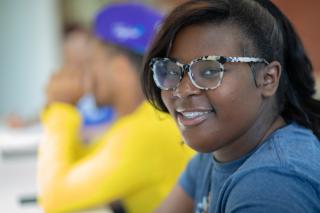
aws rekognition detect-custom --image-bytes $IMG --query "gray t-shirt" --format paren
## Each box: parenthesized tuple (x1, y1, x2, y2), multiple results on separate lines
(180, 123, 320, 213)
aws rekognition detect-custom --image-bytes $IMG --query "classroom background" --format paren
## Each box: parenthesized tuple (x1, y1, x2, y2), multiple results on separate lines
(0, 0, 319, 212)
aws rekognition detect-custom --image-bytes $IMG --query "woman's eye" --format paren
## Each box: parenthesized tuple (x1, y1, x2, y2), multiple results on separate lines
(168, 70, 180, 76)
(200, 69, 219, 77)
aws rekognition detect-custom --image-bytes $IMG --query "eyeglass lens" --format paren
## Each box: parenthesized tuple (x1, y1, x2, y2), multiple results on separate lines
(153, 59, 223, 89)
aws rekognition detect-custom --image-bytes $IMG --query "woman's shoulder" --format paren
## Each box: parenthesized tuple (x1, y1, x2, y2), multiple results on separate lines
(219, 164, 320, 212)
(219, 124, 320, 211)
(250, 123, 319, 166)
(233, 122, 320, 189)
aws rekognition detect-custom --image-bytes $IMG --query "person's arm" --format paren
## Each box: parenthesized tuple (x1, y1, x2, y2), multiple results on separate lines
(154, 185, 194, 213)
(154, 154, 203, 213)
(224, 169, 319, 213)
(37, 103, 151, 213)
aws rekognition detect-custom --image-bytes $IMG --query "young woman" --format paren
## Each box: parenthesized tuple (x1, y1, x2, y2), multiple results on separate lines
(141, 0, 320, 212)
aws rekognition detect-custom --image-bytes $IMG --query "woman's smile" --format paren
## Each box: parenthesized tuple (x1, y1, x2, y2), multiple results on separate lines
(176, 108, 214, 128)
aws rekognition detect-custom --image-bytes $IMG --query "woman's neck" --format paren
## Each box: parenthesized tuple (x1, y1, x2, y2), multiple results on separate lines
(213, 112, 286, 163)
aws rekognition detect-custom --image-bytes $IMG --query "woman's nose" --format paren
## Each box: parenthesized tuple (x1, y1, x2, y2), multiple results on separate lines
(172, 73, 201, 98)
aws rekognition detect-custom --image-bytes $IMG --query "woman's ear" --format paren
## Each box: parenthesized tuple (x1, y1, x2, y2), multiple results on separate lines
(258, 61, 282, 98)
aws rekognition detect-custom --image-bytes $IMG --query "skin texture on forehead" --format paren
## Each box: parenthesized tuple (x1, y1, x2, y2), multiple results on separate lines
(161, 23, 283, 162)
(170, 23, 247, 63)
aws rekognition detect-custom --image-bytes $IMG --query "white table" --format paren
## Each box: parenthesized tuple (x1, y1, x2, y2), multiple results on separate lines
(0, 125, 41, 212)
(0, 155, 42, 213)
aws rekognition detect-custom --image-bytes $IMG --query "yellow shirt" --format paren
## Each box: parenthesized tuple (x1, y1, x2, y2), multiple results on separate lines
(38, 101, 194, 213)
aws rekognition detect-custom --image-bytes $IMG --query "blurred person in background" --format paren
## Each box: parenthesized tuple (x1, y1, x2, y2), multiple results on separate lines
(37, 2, 194, 213)
(5, 24, 114, 130)
(61, 24, 91, 72)
(47, 24, 115, 137)
(154, 0, 187, 12)
(5, 25, 89, 129)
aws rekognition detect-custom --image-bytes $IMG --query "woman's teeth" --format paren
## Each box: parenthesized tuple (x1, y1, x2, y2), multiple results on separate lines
(177, 110, 212, 128)
(181, 111, 210, 119)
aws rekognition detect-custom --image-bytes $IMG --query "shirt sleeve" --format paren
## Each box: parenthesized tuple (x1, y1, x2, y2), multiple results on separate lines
(179, 154, 202, 199)
(37, 103, 155, 213)
(223, 169, 320, 213)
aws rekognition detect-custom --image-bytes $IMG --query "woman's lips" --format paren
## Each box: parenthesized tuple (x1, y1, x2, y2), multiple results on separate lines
(176, 110, 212, 127)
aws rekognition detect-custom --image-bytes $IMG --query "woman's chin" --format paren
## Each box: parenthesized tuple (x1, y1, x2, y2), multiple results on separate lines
(183, 138, 217, 153)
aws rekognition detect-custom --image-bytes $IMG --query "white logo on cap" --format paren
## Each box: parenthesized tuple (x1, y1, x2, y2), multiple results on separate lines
(112, 23, 144, 41)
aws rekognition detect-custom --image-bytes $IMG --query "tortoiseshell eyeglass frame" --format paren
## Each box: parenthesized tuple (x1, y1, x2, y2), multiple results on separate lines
(150, 55, 269, 90)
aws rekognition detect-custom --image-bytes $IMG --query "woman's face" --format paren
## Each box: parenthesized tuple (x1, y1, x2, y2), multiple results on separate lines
(161, 24, 266, 161)
(89, 40, 116, 106)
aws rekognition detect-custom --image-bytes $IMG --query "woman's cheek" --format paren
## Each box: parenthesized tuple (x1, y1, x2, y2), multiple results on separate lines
(161, 91, 173, 111)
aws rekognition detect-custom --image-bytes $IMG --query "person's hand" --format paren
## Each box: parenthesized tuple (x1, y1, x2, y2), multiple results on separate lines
(46, 68, 88, 106)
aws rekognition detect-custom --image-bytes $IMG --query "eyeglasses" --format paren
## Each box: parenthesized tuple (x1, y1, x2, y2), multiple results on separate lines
(150, 55, 269, 90)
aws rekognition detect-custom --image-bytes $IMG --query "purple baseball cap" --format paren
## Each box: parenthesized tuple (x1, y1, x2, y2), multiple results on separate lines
(94, 2, 163, 55)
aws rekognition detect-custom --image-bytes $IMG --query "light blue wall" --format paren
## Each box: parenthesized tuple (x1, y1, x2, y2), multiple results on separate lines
(0, 0, 61, 119)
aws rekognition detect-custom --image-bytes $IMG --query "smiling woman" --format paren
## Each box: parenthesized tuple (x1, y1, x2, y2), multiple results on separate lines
(161, 23, 281, 159)
(141, 0, 320, 212)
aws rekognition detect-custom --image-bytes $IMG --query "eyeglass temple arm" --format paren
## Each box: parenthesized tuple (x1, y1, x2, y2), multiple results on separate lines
(224, 57, 269, 64)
